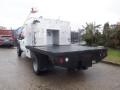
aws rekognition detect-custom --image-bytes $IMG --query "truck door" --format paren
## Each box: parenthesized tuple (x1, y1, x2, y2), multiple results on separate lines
(18, 31, 26, 51)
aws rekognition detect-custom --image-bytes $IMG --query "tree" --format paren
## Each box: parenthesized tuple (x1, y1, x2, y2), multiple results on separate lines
(109, 25, 120, 48)
(103, 22, 120, 48)
(82, 22, 101, 45)
(103, 22, 111, 46)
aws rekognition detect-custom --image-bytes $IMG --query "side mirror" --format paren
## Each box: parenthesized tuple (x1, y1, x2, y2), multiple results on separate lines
(18, 34, 24, 40)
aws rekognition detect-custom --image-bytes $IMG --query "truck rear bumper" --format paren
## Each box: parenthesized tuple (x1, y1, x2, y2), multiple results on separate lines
(52, 49, 107, 69)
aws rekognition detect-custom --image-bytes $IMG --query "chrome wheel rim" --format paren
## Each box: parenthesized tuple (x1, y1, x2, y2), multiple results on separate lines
(33, 58, 38, 72)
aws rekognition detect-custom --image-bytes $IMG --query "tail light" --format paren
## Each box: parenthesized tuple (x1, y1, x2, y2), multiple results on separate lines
(59, 57, 64, 64)
(59, 57, 69, 64)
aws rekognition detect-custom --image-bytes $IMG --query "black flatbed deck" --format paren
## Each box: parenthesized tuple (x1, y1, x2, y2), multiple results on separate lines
(26, 44, 106, 56)
(26, 44, 107, 70)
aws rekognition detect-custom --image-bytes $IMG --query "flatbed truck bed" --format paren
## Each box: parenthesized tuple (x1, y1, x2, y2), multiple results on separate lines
(26, 44, 107, 75)
(26, 44, 106, 56)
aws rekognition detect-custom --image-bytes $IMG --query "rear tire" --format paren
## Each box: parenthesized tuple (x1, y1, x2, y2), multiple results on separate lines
(32, 52, 40, 75)
(31, 52, 48, 75)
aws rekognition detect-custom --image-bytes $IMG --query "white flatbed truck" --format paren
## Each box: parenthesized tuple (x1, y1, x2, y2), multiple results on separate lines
(17, 17, 107, 75)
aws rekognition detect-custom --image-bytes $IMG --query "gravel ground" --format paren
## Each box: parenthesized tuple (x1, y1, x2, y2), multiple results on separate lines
(0, 47, 120, 90)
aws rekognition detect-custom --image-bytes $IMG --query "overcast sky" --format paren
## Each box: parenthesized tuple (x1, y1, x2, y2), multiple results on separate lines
(0, 0, 120, 30)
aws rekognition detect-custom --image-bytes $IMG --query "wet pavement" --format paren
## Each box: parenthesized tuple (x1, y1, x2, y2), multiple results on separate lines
(0, 47, 120, 90)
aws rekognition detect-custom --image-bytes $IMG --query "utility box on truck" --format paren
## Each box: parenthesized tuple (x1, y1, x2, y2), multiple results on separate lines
(17, 16, 107, 75)
(23, 18, 71, 46)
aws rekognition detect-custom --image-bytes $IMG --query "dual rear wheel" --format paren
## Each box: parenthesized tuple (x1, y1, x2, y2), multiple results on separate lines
(30, 52, 48, 75)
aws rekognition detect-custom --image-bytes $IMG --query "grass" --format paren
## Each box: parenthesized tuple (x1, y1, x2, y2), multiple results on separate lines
(104, 48, 120, 64)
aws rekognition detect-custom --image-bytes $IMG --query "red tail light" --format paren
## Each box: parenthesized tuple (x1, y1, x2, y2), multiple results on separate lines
(59, 57, 64, 64)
